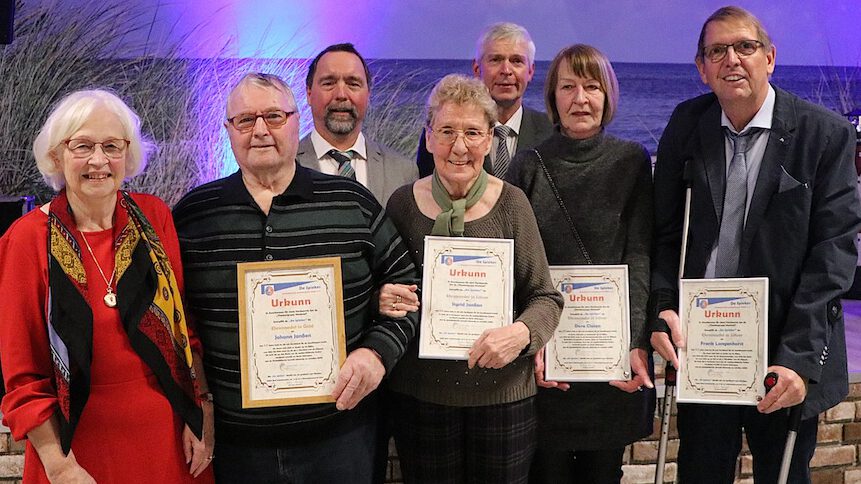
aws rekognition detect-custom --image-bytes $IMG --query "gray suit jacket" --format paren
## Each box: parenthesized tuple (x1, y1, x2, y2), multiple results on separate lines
(296, 134, 419, 205)
(415, 105, 554, 177)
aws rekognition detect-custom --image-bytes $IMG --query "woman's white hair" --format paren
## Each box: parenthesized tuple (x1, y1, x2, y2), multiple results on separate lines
(32, 89, 154, 191)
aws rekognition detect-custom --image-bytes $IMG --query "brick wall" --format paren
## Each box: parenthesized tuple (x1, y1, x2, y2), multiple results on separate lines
(3, 385, 861, 483)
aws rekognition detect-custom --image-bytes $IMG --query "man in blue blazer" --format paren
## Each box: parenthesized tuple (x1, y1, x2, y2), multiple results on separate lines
(415, 23, 553, 178)
(650, 6, 861, 483)
(297, 43, 418, 205)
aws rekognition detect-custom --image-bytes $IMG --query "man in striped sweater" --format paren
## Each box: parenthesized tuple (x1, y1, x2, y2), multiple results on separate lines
(173, 72, 419, 484)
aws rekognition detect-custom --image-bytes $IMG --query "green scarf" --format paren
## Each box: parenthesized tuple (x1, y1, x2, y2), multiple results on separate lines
(431, 169, 488, 236)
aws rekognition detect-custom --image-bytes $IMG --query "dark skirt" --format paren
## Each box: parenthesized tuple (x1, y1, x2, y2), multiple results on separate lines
(535, 378, 656, 450)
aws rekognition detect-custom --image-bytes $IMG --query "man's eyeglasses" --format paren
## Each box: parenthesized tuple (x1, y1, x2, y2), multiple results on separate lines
(429, 127, 489, 147)
(701, 40, 764, 63)
(63, 138, 130, 159)
(227, 110, 295, 132)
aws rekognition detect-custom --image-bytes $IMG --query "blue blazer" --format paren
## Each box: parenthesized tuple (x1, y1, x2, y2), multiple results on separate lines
(651, 85, 861, 418)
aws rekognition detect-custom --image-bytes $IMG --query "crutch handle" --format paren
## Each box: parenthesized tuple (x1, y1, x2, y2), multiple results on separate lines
(764, 371, 778, 391)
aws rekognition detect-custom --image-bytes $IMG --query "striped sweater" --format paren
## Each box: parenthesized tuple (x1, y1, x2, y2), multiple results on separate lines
(173, 165, 419, 445)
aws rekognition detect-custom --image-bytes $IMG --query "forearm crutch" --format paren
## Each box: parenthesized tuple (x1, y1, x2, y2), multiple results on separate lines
(655, 187, 692, 484)
(764, 372, 804, 484)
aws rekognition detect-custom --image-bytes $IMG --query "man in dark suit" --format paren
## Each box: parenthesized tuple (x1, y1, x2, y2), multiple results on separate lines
(297, 43, 418, 205)
(650, 6, 861, 483)
(415, 22, 553, 178)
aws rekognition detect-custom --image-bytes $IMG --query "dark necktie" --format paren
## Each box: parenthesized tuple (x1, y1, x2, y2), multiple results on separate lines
(328, 149, 356, 180)
(493, 125, 514, 178)
(714, 128, 760, 277)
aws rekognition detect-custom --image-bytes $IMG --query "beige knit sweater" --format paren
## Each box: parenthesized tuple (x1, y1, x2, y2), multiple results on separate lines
(385, 182, 563, 407)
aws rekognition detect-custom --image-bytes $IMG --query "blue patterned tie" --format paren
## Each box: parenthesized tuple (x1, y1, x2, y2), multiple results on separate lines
(328, 149, 356, 180)
(714, 128, 760, 277)
(493, 125, 513, 178)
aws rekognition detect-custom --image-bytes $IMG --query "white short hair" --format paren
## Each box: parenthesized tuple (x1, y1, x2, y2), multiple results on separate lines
(33, 89, 153, 191)
(475, 22, 536, 65)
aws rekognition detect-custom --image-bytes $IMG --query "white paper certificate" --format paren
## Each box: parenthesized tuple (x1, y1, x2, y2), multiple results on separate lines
(677, 278, 768, 405)
(419, 236, 514, 360)
(237, 258, 346, 408)
(545, 265, 631, 381)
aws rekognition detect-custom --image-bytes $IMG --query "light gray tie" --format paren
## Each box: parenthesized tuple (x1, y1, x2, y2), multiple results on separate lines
(493, 125, 513, 178)
(328, 149, 356, 180)
(714, 128, 759, 277)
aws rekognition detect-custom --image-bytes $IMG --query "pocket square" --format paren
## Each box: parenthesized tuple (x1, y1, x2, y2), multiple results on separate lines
(778, 165, 805, 193)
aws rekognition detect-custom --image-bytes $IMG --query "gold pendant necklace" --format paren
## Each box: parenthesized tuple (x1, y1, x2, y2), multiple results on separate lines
(80, 231, 117, 308)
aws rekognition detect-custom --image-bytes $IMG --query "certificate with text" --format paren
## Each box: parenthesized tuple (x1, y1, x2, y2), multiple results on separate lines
(419, 236, 514, 360)
(677, 278, 768, 406)
(545, 265, 631, 381)
(237, 258, 346, 408)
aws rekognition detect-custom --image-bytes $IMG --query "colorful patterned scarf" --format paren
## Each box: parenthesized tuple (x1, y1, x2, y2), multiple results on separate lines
(47, 190, 202, 454)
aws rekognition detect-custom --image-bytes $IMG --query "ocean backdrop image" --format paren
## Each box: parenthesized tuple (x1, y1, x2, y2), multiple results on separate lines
(363, 59, 858, 156)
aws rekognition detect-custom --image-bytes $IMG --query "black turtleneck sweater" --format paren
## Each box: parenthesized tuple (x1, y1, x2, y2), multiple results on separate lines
(506, 129, 655, 449)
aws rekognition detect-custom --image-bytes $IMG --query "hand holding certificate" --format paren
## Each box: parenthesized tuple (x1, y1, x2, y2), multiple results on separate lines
(419, 236, 514, 360)
(677, 278, 768, 405)
(237, 258, 346, 408)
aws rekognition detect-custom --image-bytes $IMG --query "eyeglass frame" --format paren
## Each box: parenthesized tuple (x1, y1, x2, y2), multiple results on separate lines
(62, 138, 131, 160)
(226, 110, 296, 132)
(700, 39, 765, 63)
(428, 127, 491, 147)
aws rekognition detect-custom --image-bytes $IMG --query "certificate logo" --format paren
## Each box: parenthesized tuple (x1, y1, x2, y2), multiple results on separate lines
(260, 281, 313, 295)
(695, 296, 750, 308)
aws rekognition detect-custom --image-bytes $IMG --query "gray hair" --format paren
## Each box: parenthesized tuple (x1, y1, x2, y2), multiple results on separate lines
(426, 74, 497, 129)
(227, 72, 296, 115)
(475, 22, 536, 65)
(32, 89, 153, 191)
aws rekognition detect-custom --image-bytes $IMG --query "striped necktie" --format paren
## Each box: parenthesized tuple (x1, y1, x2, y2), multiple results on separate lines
(714, 128, 761, 277)
(493, 125, 514, 178)
(328, 149, 356, 180)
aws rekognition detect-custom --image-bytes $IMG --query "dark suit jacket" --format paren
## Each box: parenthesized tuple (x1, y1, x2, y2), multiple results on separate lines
(296, 135, 418, 205)
(651, 86, 861, 418)
(415, 105, 554, 177)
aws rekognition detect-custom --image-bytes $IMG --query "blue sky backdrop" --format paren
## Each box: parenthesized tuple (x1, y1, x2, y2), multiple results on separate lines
(52, 0, 861, 66)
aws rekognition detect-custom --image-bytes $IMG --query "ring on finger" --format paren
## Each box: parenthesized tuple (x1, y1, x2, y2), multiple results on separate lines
(396, 295, 402, 304)
(391, 302, 397, 310)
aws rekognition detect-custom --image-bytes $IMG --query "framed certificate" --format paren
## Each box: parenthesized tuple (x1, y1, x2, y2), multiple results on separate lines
(545, 265, 631, 381)
(677, 278, 769, 406)
(237, 257, 346, 408)
(419, 236, 514, 360)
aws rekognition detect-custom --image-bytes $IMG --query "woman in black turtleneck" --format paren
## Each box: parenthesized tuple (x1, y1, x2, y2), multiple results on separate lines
(506, 44, 655, 484)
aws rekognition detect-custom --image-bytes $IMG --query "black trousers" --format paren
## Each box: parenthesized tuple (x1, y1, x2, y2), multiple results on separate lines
(529, 447, 625, 484)
(676, 403, 818, 484)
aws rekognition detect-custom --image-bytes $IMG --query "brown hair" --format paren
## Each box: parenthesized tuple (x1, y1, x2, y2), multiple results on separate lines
(544, 44, 619, 127)
(696, 6, 772, 61)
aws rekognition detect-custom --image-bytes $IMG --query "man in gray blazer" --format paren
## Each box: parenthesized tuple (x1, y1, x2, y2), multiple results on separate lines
(297, 43, 418, 205)
(416, 22, 553, 178)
